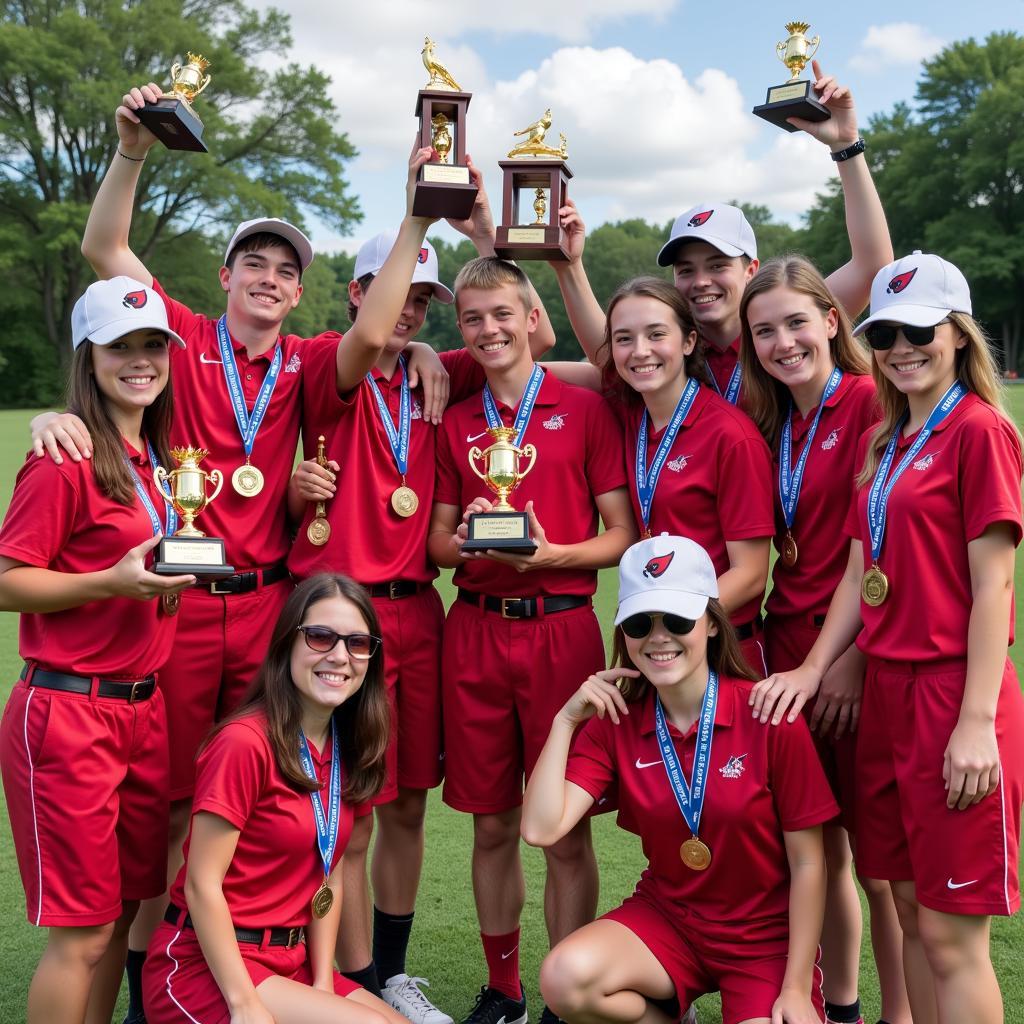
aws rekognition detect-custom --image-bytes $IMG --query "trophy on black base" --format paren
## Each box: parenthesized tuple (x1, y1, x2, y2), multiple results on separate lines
(752, 23, 830, 133)
(137, 53, 212, 152)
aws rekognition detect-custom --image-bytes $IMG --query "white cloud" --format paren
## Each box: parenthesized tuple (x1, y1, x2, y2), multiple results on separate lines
(849, 23, 945, 73)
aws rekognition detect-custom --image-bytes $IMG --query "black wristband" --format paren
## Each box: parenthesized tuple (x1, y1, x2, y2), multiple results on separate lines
(117, 149, 146, 163)
(830, 138, 866, 163)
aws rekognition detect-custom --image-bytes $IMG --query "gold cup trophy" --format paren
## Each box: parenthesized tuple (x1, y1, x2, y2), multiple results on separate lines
(751, 22, 830, 133)
(461, 428, 539, 555)
(137, 52, 212, 152)
(152, 447, 234, 579)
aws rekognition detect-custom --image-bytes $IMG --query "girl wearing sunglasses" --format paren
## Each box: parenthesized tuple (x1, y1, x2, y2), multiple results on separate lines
(739, 256, 910, 1024)
(756, 253, 1024, 1023)
(142, 574, 406, 1024)
(522, 535, 837, 1024)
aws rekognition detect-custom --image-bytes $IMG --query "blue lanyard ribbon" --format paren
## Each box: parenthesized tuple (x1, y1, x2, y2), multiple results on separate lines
(653, 671, 718, 838)
(298, 719, 342, 878)
(366, 356, 411, 477)
(866, 381, 966, 562)
(127, 441, 177, 536)
(778, 367, 844, 530)
(709, 362, 741, 405)
(635, 378, 700, 530)
(482, 363, 545, 446)
(216, 315, 282, 461)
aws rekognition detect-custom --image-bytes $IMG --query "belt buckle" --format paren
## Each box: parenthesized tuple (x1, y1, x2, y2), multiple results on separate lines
(209, 577, 234, 595)
(500, 598, 522, 619)
(287, 926, 301, 947)
(128, 679, 145, 703)
(388, 581, 402, 600)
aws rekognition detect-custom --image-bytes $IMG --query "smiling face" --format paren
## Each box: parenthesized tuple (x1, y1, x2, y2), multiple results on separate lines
(456, 283, 539, 373)
(219, 242, 303, 329)
(622, 611, 715, 693)
(873, 319, 966, 409)
(91, 329, 170, 427)
(609, 294, 697, 399)
(350, 280, 433, 353)
(672, 241, 757, 345)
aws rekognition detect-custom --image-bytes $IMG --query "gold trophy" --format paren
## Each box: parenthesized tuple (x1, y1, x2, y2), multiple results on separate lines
(751, 22, 830, 133)
(137, 52, 213, 152)
(306, 436, 332, 547)
(462, 427, 538, 555)
(153, 447, 234, 579)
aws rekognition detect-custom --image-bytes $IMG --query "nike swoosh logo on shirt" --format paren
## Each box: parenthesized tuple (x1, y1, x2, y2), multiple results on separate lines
(947, 878, 978, 890)
(635, 758, 663, 769)
(199, 352, 223, 364)
(466, 430, 490, 443)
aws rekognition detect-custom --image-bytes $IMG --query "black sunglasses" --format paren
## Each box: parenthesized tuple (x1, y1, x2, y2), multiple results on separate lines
(863, 319, 950, 351)
(620, 612, 697, 639)
(297, 625, 381, 660)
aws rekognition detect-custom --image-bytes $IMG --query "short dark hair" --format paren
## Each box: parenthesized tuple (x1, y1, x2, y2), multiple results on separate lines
(226, 232, 303, 279)
(347, 272, 376, 324)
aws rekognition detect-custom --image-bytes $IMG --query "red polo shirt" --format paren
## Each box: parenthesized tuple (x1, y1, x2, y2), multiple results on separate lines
(622, 385, 774, 626)
(565, 679, 837, 925)
(434, 368, 627, 598)
(0, 441, 177, 677)
(766, 373, 879, 621)
(289, 346, 483, 584)
(844, 392, 1023, 661)
(153, 280, 342, 571)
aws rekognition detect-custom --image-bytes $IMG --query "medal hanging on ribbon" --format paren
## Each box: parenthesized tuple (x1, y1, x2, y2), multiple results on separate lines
(298, 719, 342, 919)
(216, 316, 281, 498)
(777, 368, 843, 569)
(635, 378, 700, 535)
(127, 442, 181, 616)
(708, 362, 741, 406)
(366, 357, 418, 519)
(482, 362, 545, 447)
(863, 381, 965, 606)
(654, 671, 718, 871)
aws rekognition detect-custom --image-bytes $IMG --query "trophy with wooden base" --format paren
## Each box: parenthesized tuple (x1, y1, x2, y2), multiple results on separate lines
(137, 53, 212, 152)
(752, 22, 830, 133)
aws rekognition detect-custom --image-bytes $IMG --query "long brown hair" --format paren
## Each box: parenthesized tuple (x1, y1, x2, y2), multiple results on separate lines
(856, 311, 1022, 485)
(611, 598, 759, 704)
(596, 277, 710, 408)
(739, 255, 870, 449)
(66, 341, 174, 504)
(212, 574, 389, 803)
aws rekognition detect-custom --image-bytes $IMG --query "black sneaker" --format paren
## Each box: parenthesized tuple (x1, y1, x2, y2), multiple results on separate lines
(539, 1007, 565, 1024)
(461, 985, 527, 1024)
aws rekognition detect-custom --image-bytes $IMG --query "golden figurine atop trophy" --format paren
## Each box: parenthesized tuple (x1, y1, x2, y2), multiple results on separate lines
(752, 22, 830, 133)
(306, 436, 332, 547)
(137, 52, 213, 152)
(462, 427, 539, 555)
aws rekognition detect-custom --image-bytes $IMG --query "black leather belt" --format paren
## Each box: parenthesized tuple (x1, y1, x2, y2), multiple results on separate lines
(165, 903, 303, 948)
(458, 589, 589, 620)
(21, 665, 156, 703)
(367, 580, 423, 600)
(200, 563, 289, 595)
(735, 614, 764, 641)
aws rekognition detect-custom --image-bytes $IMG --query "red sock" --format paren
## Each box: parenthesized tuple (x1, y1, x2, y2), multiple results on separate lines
(481, 928, 521, 1000)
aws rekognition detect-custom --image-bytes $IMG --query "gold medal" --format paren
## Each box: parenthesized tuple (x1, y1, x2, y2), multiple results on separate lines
(311, 878, 333, 918)
(680, 837, 712, 871)
(232, 462, 264, 497)
(780, 531, 798, 568)
(307, 516, 331, 546)
(390, 485, 419, 518)
(861, 564, 890, 606)
(162, 591, 181, 616)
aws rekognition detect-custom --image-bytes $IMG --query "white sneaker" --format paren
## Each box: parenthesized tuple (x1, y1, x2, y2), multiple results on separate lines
(382, 973, 455, 1024)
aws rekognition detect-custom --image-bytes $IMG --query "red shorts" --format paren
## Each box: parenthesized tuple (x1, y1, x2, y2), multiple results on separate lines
(604, 886, 824, 1024)
(442, 599, 605, 814)
(764, 615, 855, 834)
(738, 632, 767, 677)
(162, 580, 292, 799)
(0, 676, 169, 926)
(855, 656, 1024, 915)
(371, 586, 445, 804)
(143, 920, 360, 1023)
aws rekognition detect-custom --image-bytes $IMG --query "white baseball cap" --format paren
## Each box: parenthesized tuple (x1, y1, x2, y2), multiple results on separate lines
(615, 534, 719, 624)
(657, 203, 758, 267)
(224, 218, 314, 272)
(853, 251, 972, 335)
(353, 229, 454, 304)
(71, 277, 185, 351)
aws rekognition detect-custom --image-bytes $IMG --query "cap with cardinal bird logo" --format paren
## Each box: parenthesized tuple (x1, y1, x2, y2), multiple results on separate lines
(71, 277, 186, 351)
(615, 534, 719, 624)
(657, 202, 758, 267)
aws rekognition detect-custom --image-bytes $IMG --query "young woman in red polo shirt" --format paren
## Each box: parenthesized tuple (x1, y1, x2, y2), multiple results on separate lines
(739, 255, 909, 1024)
(0, 277, 194, 1024)
(754, 253, 1024, 1023)
(522, 535, 837, 1024)
(143, 573, 406, 1024)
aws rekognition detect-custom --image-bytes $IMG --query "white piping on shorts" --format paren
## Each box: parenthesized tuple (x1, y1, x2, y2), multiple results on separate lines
(22, 689, 43, 926)
(165, 927, 204, 1023)
(999, 769, 1011, 915)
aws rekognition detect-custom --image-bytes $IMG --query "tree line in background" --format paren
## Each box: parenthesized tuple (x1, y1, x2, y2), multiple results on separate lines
(1, 1, 1021, 405)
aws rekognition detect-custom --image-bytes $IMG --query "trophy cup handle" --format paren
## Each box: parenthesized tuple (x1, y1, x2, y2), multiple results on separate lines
(194, 73, 212, 98)
(806, 35, 820, 61)
(154, 466, 175, 509)
(170, 62, 182, 82)
(206, 468, 224, 504)
(775, 40, 787, 63)
(468, 446, 488, 483)
(516, 444, 537, 483)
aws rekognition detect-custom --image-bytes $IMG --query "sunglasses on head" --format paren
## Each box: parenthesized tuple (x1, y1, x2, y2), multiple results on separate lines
(863, 319, 950, 351)
(619, 612, 697, 639)
(297, 625, 381, 660)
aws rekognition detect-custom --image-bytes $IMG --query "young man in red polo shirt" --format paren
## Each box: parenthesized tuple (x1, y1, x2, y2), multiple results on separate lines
(427, 256, 637, 1024)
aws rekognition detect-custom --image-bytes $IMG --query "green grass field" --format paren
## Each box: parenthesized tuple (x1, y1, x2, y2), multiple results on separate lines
(0, 404, 1021, 1023)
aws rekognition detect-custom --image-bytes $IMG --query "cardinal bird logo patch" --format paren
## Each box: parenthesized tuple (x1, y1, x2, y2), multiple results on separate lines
(417, 248, 429, 264)
(687, 210, 713, 228)
(887, 269, 917, 294)
(643, 552, 674, 578)
(122, 289, 148, 309)
(719, 753, 747, 779)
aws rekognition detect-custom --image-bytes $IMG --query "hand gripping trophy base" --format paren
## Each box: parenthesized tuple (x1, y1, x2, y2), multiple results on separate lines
(752, 22, 830, 133)
(138, 53, 212, 152)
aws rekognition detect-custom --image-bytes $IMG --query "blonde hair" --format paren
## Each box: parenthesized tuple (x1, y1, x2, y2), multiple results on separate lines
(856, 311, 1022, 485)
(739, 255, 871, 448)
(454, 256, 534, 315)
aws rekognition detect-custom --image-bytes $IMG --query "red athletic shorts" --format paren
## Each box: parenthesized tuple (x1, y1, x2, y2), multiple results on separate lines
(0, 675, 168, 926)
(738, 632, 767, 677)
(371, 586, 446, 803)
(855, 656, 1024, 915)
(442, 599, 605, 814)
(143, 920, 360, 1023)
(162, 579, 292, 800)
(604, 886, 824, 1024)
